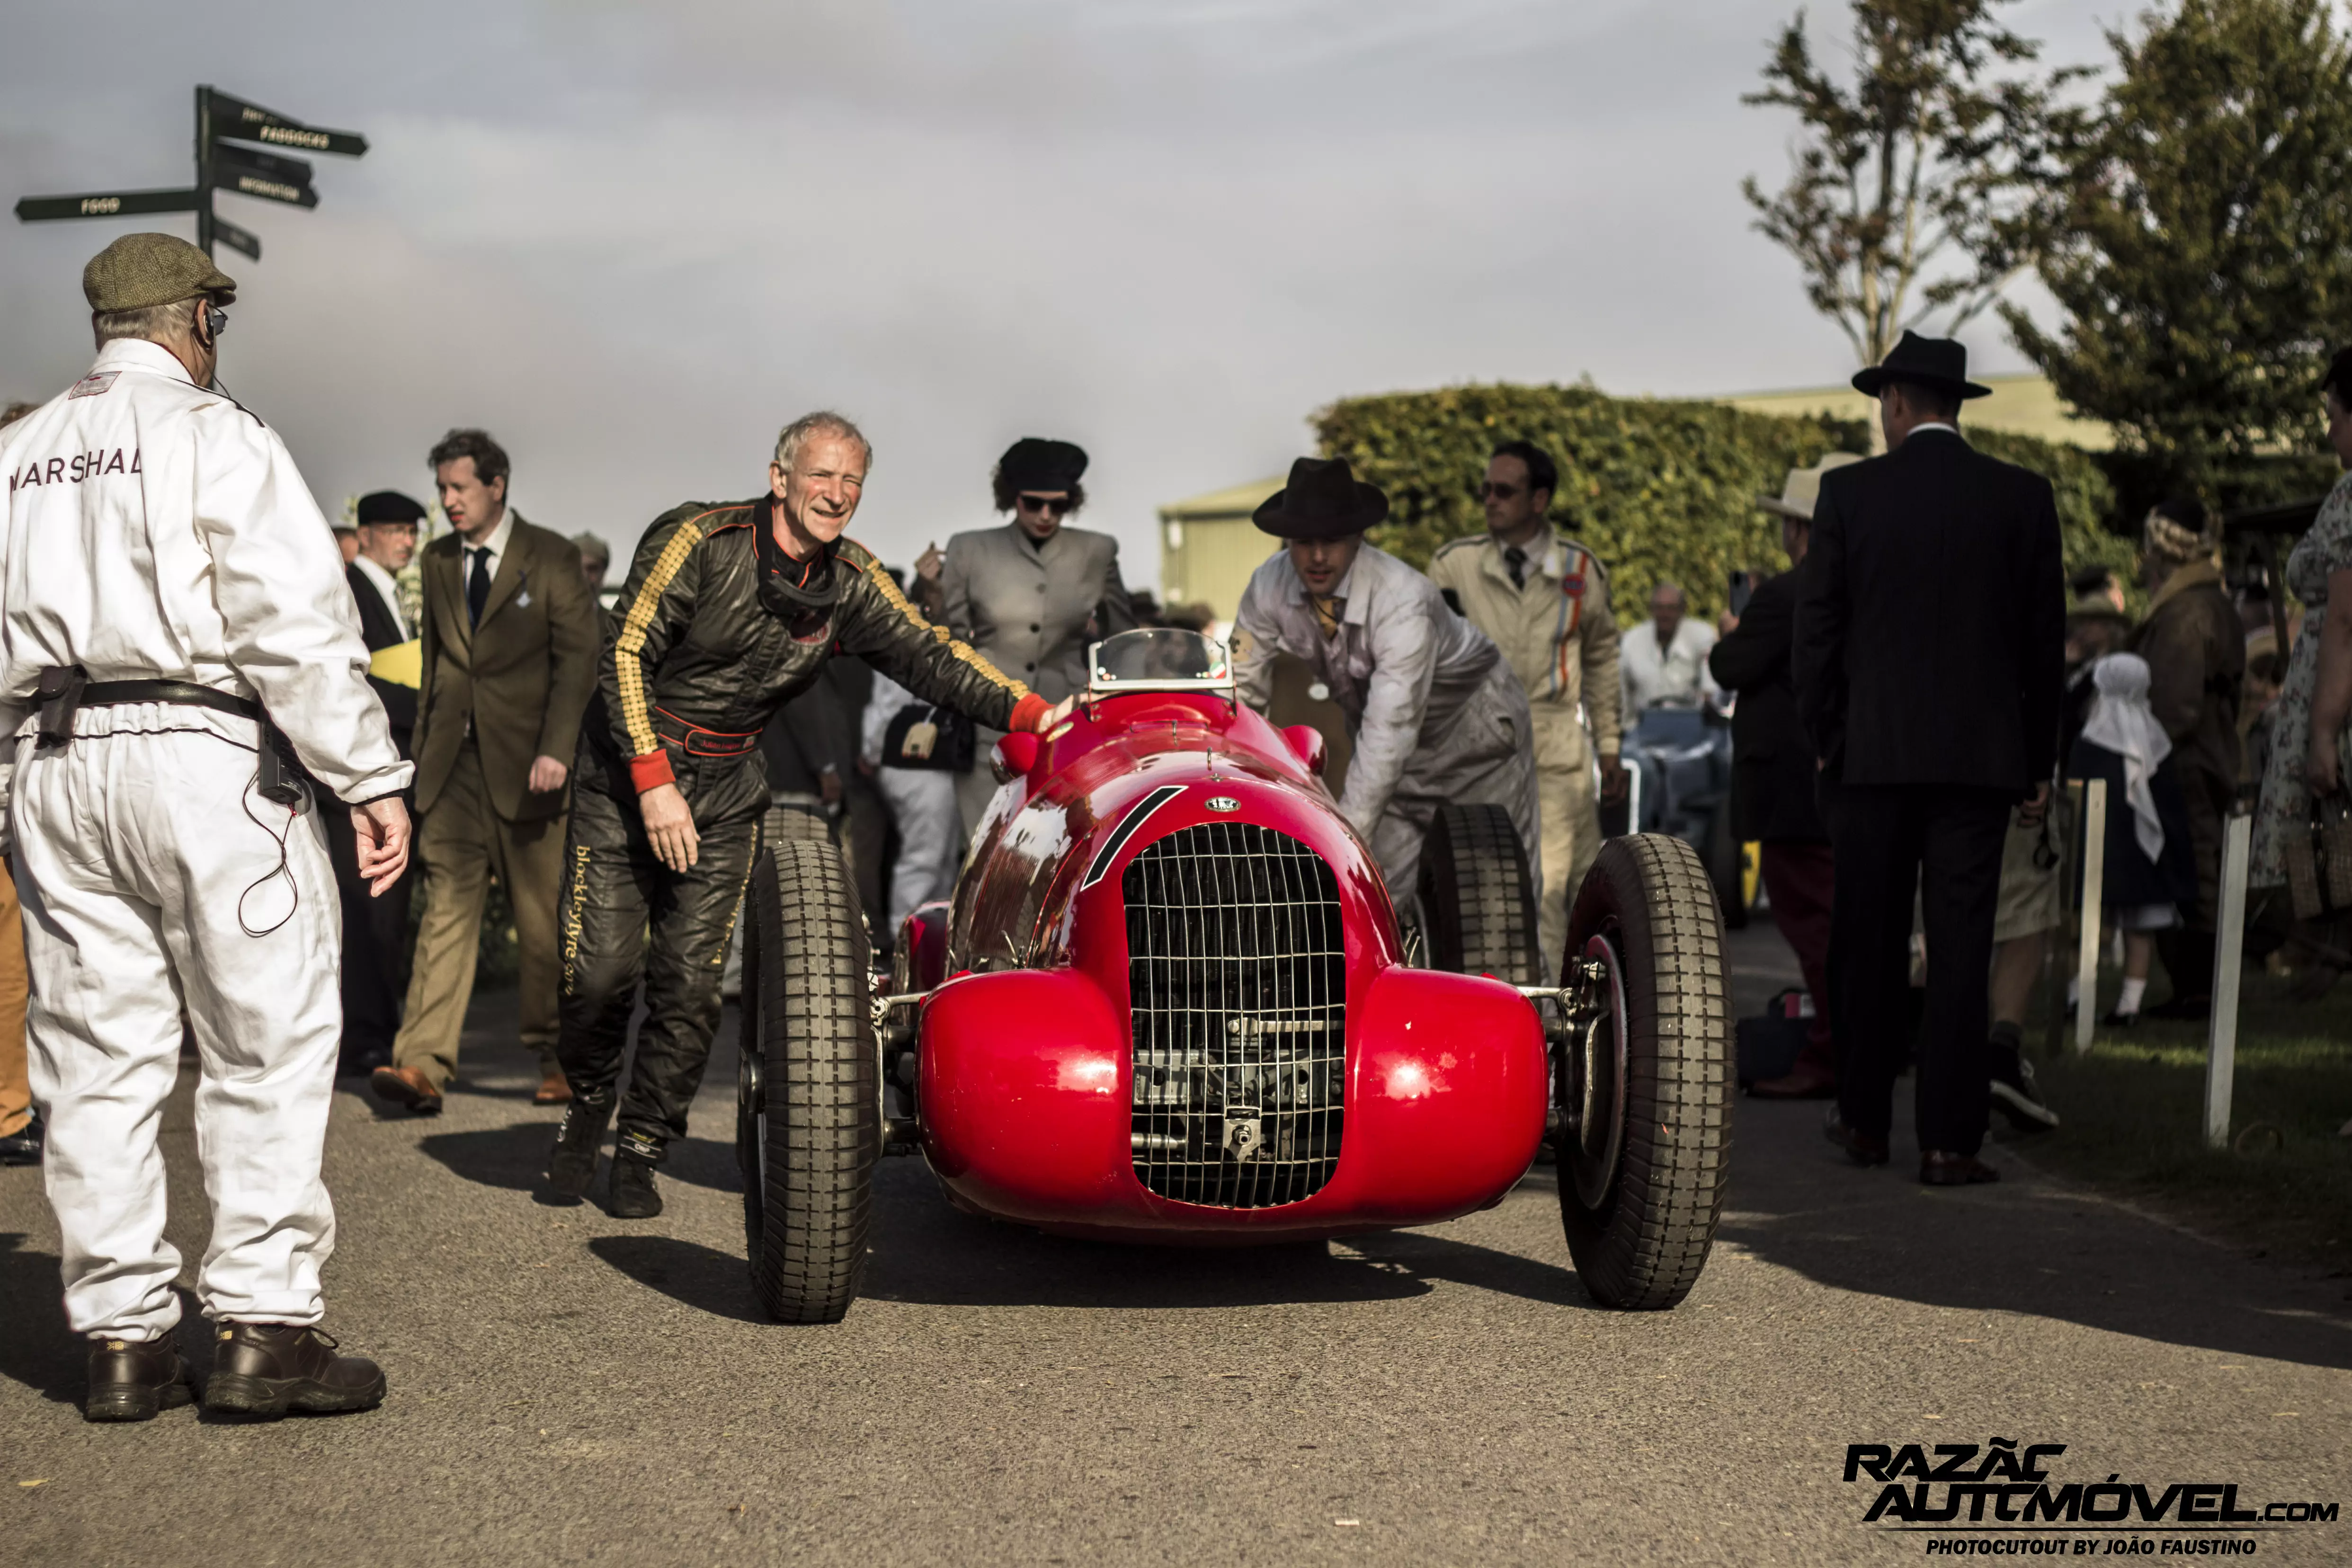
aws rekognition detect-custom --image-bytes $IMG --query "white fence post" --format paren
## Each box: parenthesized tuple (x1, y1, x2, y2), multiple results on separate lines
(2203, 812, 2254, 1151)
(2074, 779, 2107, 1054)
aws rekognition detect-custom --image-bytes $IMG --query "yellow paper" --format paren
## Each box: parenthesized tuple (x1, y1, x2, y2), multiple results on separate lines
(370, 639, 423, 688)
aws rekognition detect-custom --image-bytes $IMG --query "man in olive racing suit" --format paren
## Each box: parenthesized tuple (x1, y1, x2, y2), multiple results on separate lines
(549, 412, 1063, 1216)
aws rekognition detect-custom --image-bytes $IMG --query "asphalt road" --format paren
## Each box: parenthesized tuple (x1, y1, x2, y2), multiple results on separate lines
(3, 924, 2347, 1567)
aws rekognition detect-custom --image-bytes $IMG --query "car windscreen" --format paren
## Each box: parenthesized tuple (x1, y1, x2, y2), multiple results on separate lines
(1087, 628, 1233, 695)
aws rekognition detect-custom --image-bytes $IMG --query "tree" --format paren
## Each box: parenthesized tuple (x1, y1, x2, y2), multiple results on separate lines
(2005, 0, 2352, 508)
(1743, 0, 2084, 368)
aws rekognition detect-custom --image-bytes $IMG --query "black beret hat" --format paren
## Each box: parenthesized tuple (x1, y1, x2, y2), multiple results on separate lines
(997, 437, 1088, 492)
(356, 490, 428, 526)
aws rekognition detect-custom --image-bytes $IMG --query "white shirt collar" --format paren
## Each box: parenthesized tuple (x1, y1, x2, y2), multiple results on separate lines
(460, 506, 517, 562)
(351, 554, 410, 640)
(91, 338, 197, 384)
(1907, 422, 1962, 440)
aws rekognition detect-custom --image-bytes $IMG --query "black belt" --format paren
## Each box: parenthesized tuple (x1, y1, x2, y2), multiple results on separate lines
(35, 667, 299, 806)
(80, 679, 262, 720)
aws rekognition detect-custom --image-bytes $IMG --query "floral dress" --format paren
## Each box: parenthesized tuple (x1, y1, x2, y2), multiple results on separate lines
(2251, 469, 2352, 885)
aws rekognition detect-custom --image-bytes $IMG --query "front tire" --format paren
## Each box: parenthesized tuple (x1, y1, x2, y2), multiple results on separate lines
(738, 836, 877, 1324)
(1417, 802, 1542, 986)
(1557, 833, 1731, 1310)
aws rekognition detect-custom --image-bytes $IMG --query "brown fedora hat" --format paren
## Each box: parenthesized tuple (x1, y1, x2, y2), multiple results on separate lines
(1252, 456, 1389, 540)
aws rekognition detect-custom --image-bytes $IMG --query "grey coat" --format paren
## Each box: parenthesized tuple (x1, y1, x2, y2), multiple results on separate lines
(940, 523, 1135, 704)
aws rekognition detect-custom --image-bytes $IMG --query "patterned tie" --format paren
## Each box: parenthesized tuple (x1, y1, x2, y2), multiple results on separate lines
(1505, 545, 1527, 589)
(466, 546, 492, 629)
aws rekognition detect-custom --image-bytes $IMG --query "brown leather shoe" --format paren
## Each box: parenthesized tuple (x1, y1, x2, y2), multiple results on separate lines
(1751, 1063, 1838, 1100)
(84, 1332, 195, 1422)
(205, 1323, 385, 1418)
(534, 1068, 573, 1105)
(1822, 1111, 1890, 1167)
(1920, 1151, 2001, 1186)
(370, 1064, 443, 1115)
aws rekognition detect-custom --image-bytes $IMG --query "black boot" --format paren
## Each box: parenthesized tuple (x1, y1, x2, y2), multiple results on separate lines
(547, 1091, 614, 1200)
(84, 1331, 195, 1422)
(606, 1134, 663, 1219)
(205, 1322, 384, 1418)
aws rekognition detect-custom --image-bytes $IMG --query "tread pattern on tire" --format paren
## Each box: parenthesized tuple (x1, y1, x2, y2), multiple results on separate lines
(1417, 802, 1542, 987)
(743, 837, 876, 1324)
(1559, 831, 1732, 1310)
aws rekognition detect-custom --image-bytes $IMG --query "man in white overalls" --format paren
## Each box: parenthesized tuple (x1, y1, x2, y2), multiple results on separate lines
(0, 234, 412, 1422)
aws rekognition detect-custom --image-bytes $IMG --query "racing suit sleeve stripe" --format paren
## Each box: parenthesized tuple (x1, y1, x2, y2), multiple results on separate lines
(612, 517, 709, 762)
(858, 557, 1033, 704)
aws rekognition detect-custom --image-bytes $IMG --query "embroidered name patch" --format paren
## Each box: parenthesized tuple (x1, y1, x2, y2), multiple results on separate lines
(67, 372, 119, 399)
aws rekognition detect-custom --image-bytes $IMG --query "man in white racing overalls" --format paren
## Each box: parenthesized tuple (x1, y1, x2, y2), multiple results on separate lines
(0, 234, 413, 1423)
(1234, 455, 1541, 909)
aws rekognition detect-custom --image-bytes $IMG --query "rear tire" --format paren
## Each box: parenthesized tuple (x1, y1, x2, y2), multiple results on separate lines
(1557, 833, 1731, 1310)
(1417, 802, 1542, 986)
(738, 836, 877, 1324)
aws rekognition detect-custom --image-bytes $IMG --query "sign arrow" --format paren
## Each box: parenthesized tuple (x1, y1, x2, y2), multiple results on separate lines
(206, 89, 367, 159)
(212, 215, 260, 262)
(211, 146, 318, 209)
(213, 145, 314, 191)
(15, 188, 202, 222)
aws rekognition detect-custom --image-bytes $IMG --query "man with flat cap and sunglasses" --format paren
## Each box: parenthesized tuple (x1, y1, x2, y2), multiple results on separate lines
(1233, 455, 1541, 910)
(1793, 331, 2066, 1187)
(0, 233, 412, 1421)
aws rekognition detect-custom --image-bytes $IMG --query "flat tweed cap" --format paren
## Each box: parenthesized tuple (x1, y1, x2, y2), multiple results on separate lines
(83, 233, 237, 313)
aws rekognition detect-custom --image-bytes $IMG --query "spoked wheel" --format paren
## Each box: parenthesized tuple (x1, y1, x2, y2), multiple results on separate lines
(1416, 802, 1542, 986)
(1556, 833, 1732, 1310)
(737, 835, 878, 1324)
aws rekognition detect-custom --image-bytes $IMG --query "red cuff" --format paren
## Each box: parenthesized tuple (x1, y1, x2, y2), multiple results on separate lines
(629, 749, 676, 793)
(1009, 694, 1051, 734)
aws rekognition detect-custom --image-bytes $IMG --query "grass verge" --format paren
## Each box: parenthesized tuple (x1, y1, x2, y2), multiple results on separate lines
(2017, 970, 2352, 1267)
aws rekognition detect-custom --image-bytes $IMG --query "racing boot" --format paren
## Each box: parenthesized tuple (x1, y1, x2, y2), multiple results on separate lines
(83, 1331, 196, 1423)
(606, 1129, 663, 1219)
(204, 1323, 385, 1419)
(547, 1088, 615, 1201)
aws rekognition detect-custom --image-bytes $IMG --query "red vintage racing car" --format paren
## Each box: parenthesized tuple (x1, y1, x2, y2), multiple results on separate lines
(734, 629, 1731, 1322)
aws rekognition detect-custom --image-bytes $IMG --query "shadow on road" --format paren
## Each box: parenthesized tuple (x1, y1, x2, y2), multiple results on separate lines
(0, 1233, 81, 1403)
(417, 1124, 742, 1200)
(587, 1235, 765, 1323)
(854, 1164, 1593, 1312)
(1722, 1100, 2352, 1372)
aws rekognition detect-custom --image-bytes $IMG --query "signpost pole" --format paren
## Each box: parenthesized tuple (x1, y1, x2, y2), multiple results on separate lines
(2203, 812, 2253, 1151)
(194, 85, 216, 258)
(2074, 778, 2107, 1054)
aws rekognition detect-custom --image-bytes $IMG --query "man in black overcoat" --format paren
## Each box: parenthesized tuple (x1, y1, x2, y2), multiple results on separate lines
(1792, 333, 2066, 1185)
(332, 490, 425, 1074)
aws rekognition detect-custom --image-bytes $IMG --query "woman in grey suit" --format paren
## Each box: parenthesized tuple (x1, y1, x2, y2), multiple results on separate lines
(940, 437, 1136, 832)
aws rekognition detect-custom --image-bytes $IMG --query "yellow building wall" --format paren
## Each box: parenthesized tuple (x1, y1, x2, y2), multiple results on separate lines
(1160, 515, 1279, 623)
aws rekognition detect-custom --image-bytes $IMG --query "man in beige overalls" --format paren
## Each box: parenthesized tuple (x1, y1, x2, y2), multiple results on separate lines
(1430, 440, 1626, 967)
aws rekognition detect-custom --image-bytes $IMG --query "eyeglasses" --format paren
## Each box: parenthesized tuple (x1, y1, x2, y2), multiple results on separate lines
(1017, 494, 1070, 516)
(1479, 481, 1522, 501)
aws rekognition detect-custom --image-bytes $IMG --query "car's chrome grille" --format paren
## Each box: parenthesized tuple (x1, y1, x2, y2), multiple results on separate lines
(1123, 820, 1345, 1208)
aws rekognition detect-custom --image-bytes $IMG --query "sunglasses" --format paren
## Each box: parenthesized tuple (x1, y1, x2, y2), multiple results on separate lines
(1017, 494, 1070, 516)
(1479, 481, 1522, 501)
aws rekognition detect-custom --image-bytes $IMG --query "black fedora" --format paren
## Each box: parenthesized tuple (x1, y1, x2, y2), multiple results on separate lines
(1252, 456, 1389, 540)
(1851, 330, 1991, 401)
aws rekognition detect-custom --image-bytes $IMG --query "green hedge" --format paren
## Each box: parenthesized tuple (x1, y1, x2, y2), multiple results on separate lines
(1313, 383, 2134, 618)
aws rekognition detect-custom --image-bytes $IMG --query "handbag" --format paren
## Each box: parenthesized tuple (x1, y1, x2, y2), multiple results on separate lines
(880, 703, 976, 773)
(2284, 789, 2352, 920)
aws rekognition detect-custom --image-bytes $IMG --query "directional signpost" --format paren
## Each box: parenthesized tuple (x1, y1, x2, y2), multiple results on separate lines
(14, 85, 365, 262)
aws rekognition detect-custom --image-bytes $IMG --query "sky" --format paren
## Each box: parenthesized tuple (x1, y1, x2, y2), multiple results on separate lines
(0, 0, 2124, 586)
